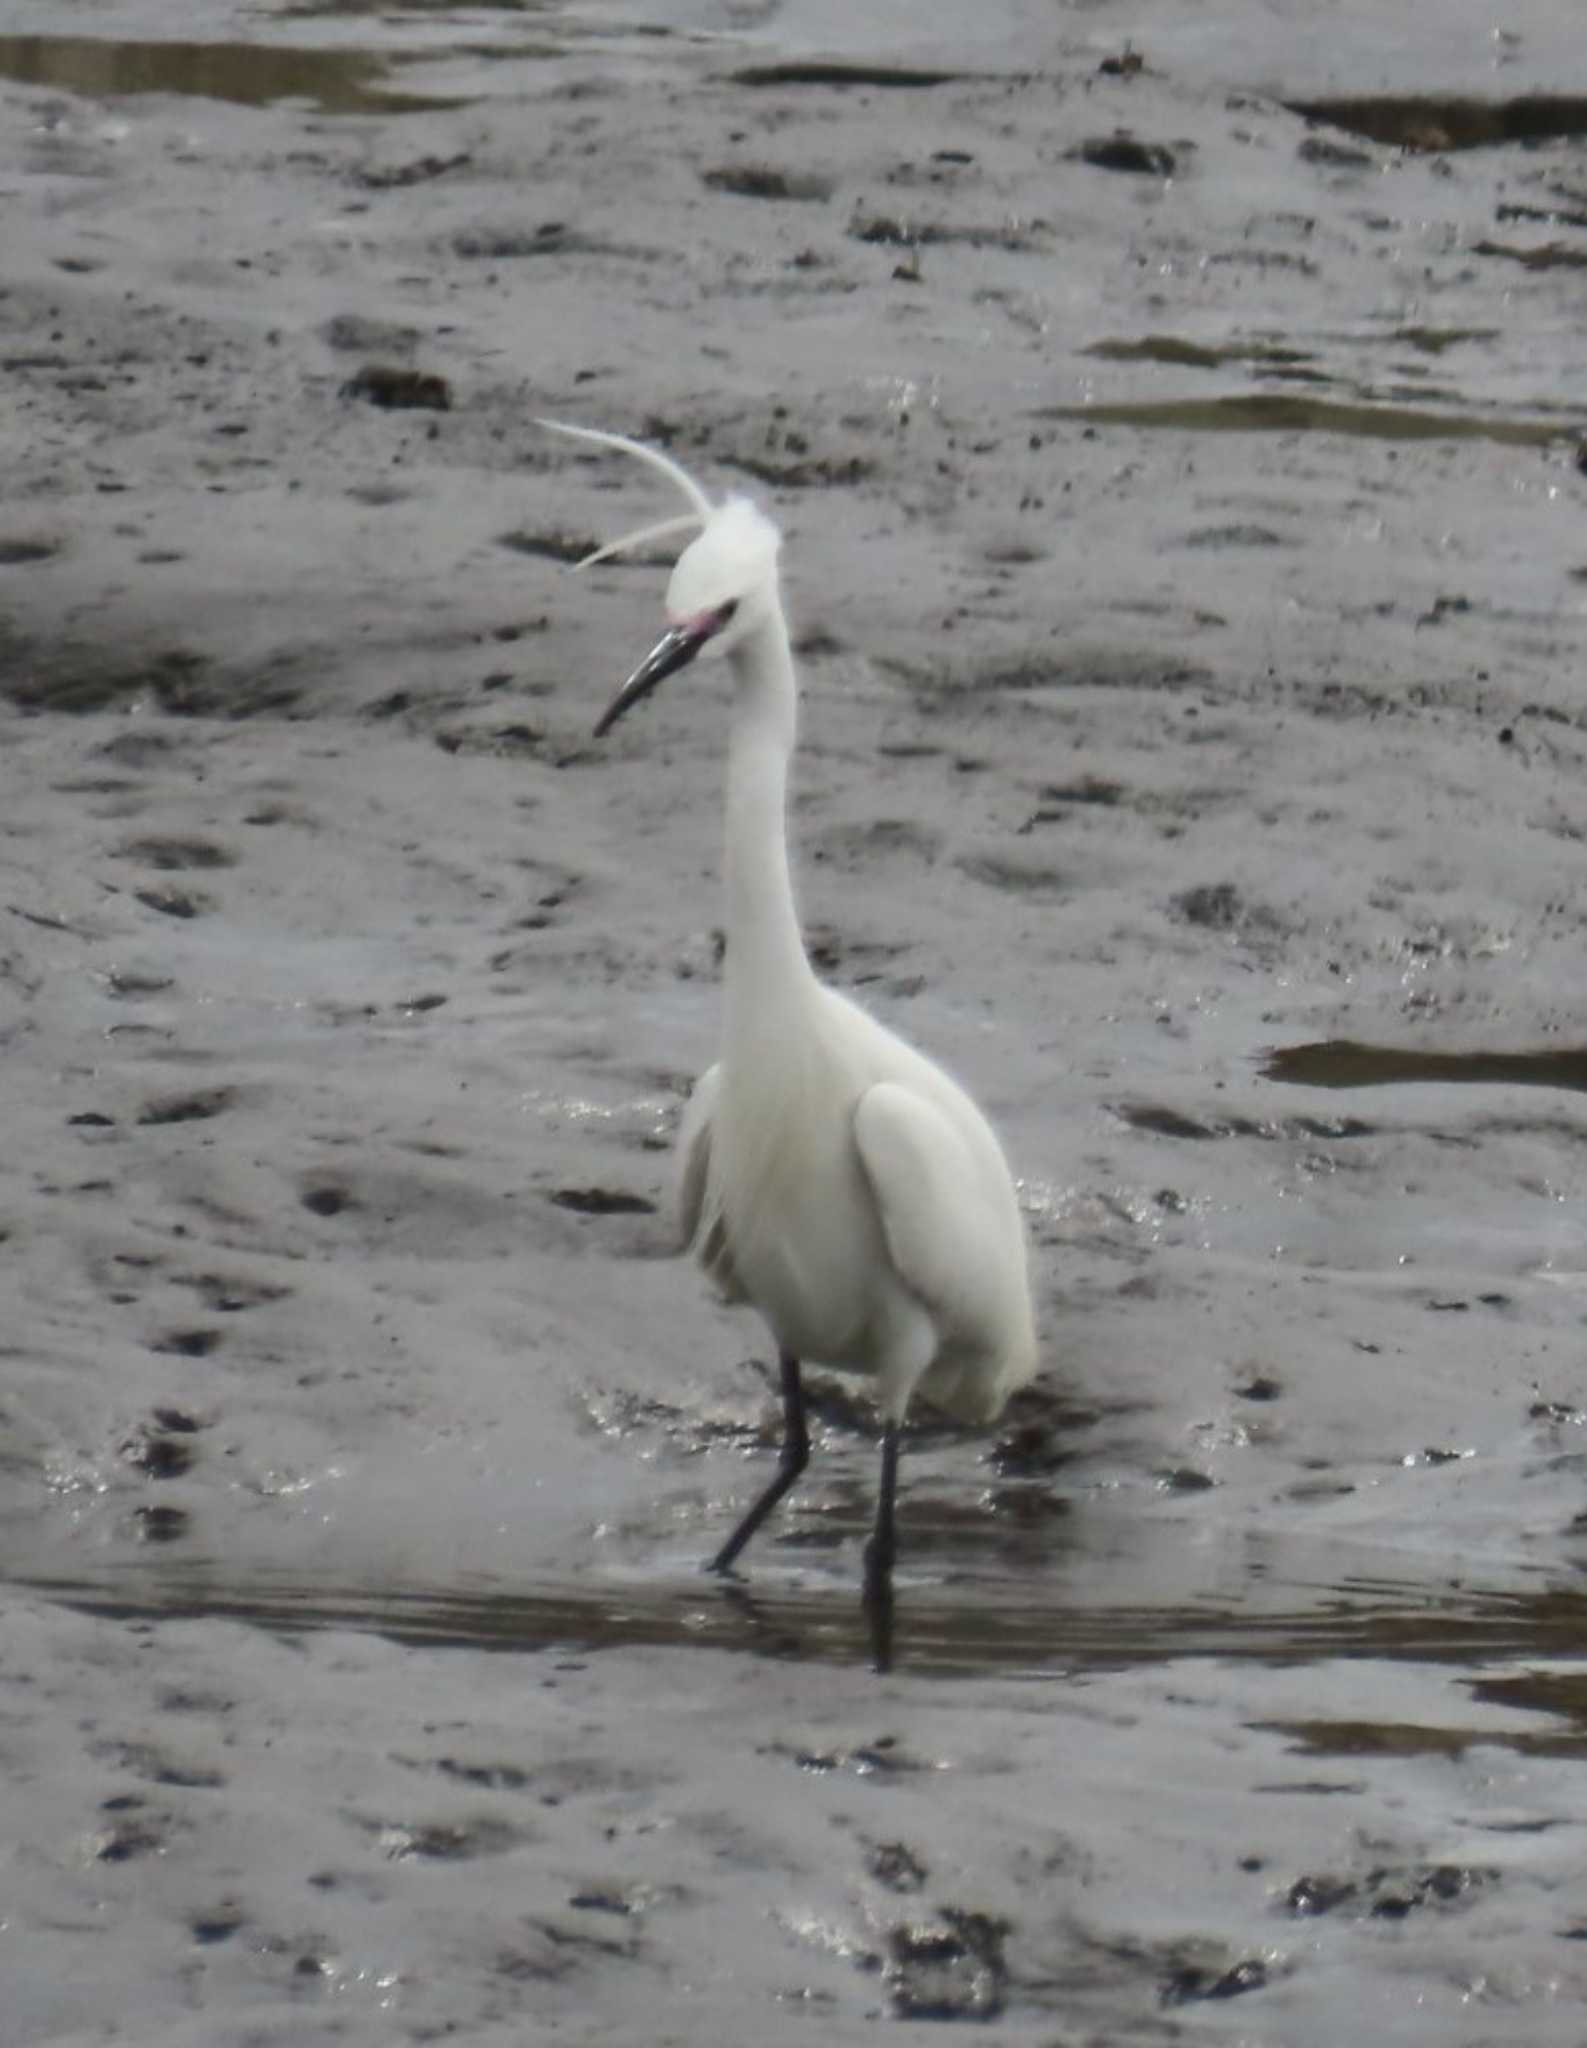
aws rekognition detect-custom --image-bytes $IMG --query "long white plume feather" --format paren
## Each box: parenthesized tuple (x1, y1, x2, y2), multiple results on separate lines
(573, 512, 705, 572)
(537, 418, 714, 523)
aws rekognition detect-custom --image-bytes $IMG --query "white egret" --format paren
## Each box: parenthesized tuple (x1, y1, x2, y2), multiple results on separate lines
(545, 421, 1037, 1670)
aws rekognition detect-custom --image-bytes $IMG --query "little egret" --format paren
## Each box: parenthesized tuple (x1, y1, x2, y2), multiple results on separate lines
(546, 421, 1037, 1670)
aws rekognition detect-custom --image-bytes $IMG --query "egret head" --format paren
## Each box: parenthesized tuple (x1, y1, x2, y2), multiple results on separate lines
(538, 420, 782, 737)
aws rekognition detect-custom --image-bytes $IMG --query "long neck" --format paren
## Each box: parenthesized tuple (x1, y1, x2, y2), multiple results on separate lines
(721, 606, 818, 1054)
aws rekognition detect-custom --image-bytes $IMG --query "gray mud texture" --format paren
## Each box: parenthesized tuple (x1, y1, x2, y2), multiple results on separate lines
(5, 1, 1587, 2041)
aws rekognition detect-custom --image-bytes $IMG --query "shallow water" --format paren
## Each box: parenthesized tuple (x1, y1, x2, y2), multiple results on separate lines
(1265, 1039, 1587, 1094)
(0, 33, 465, 113)
(19, 1554, 1587, 1698)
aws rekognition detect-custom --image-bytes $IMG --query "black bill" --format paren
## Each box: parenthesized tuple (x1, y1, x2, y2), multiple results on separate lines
(593, 621, 711, 738)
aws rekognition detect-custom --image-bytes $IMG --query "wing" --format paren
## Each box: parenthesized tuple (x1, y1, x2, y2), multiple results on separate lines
(675, 1062, 719, 1249)
(851, 1079, 1019, 1358)
(673, 1063, 744, 1300)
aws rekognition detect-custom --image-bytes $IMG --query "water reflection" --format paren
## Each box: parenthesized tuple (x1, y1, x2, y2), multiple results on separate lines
(1263, 1038, 1587, 1094)
(20, 1557, 1587, 1689)
(0, 34, 464, 114)
(1033, 394, 1569, 448)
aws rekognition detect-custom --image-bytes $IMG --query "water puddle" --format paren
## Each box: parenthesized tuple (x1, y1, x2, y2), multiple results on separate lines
(1263, 1038, 1587, 1094)
(1084, 336, 1320, 376)
(0, 34, 466, 114)
(280, 0, 554, 13)
(13, 1558, 1586, 1699)
(1033, 393, 1573, 448)
(1286, 93, 1587, 154)
(730, 62, 967, 90)
(1083, 328, 1503, 376)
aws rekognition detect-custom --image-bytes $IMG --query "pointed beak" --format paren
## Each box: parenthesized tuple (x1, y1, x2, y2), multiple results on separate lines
(593, 619, 712, 738)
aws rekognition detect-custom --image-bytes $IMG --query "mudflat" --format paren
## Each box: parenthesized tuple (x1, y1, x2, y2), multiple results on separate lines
(4, 3, 1587, 2039)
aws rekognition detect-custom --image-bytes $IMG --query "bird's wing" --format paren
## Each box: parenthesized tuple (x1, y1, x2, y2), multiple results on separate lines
(851, 1079, 992, 1330)
(674, 1063, 744, 1299)
(675, 1062, 719, 1248)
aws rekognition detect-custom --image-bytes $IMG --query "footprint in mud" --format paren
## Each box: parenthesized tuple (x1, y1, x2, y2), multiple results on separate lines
(1160, 1954, 1270, 2005)
(547, 1186, 658, 1217)
(148, 1327, 225, 1356)
(130, 1503, 191, 1543)
(115, 835, 237, 872)
(137, 1086, 238, 1127)
(92, 1737, 225, 1791)
(884, 1908, 1010, 2021)
(93, 1803, 178, 1864)
(135, 886, 212, 919)
(188, 1903, 247, 1946)
(118, 1415, 201, 1479)
(174, 1271, 293, 1313)
(812, 818, 942, 870)
(864, 1839, 929, 1894)
(956, 851, 1068, 898)
(1285, 1862, 1497, 1921)
(357, 1815, 528, 1862)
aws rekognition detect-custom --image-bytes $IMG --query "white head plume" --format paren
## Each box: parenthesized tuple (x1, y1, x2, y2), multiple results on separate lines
(537, 419, 713, 569)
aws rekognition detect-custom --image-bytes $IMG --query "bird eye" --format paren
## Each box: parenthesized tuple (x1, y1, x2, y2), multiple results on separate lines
(714, 599, 739, 629)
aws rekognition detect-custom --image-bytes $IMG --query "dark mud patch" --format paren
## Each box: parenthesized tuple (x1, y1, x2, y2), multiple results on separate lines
(1262, 1038, 1587, 1094)
(341, 363, 453, 411)
(877, 647, 1209, 700)
(0, 535, 62, 565)
(732, 450, 876, 489)
(4, 645, 303, 717)
(1171, 879, 1290, 935)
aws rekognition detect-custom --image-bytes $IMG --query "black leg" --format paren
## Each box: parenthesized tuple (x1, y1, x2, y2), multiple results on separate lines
(862, 1422, 900, 1674)
(708, 1352, 809, 1576)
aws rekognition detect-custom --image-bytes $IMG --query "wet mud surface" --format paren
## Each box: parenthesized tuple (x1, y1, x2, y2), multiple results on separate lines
(4, 0, 1587, 2040)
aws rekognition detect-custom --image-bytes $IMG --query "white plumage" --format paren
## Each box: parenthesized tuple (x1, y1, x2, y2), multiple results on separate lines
(547, 420, 1037, 1668)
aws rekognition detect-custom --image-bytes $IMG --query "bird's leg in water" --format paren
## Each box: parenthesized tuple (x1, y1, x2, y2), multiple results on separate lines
(708, 1351, 809, 1575)
(863, 1423, 900, 1673)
